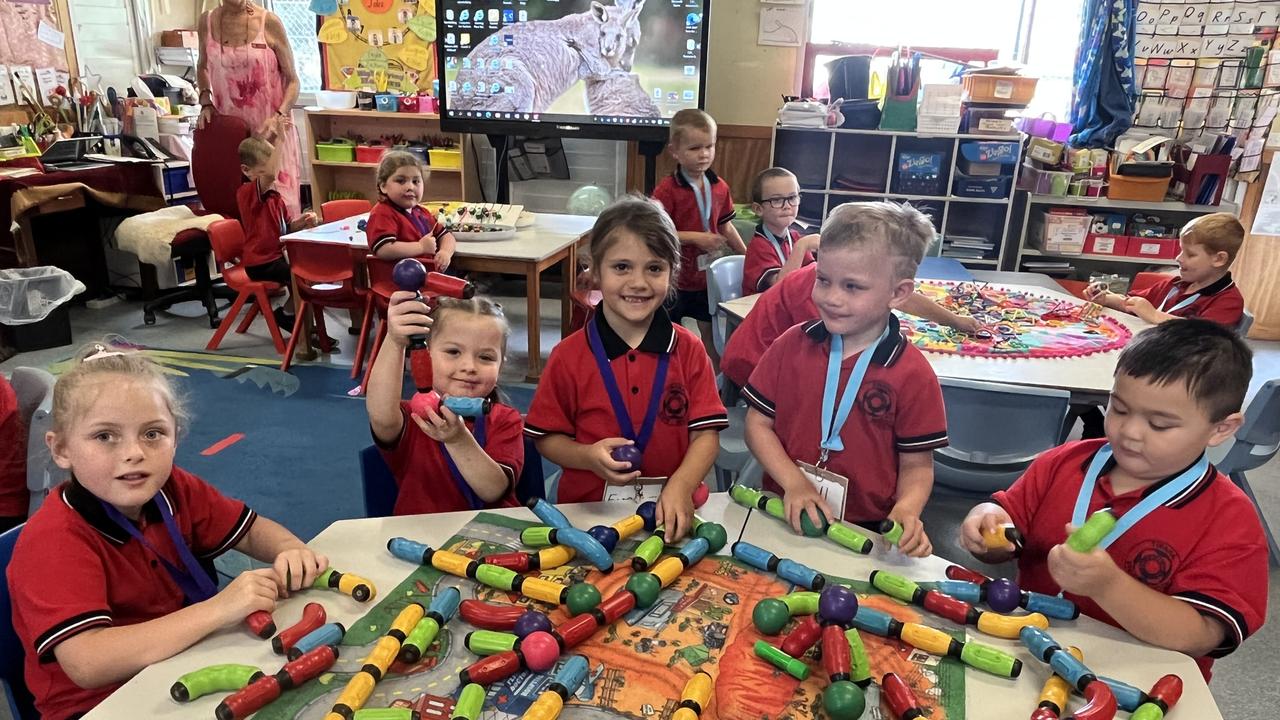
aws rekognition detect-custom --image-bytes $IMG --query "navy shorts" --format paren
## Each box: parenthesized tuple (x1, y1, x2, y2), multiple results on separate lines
(666, 288, 712, 323)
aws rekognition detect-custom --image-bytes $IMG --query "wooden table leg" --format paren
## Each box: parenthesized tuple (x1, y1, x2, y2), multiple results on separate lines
(560, 243, 576, 338)
(525, 262, 543, 382)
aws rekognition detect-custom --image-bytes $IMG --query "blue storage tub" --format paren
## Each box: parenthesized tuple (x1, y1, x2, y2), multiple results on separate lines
(952, 171, 1012, 199)
(959, 141, 1020, 164)
(375, 94, 400, 112)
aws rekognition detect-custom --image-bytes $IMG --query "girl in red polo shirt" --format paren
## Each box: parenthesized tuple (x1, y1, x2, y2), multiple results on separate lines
(525, 197, 728, 541)
(365, 151, 457, 270)
(7, 344, 326, 720)
(366, 296, 524, 515)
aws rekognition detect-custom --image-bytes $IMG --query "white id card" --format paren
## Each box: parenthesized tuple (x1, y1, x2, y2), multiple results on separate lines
(797, 462, 849, 519)
(603, 478, 665, 504)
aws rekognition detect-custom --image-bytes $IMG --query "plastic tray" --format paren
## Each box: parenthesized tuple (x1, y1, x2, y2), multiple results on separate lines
(952, 171, 1012, 198)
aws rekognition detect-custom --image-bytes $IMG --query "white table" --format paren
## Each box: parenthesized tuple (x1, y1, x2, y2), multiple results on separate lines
(88, 494, 1219, 719)
(283, 212, 593, 381)
(720, 273, 1150, 401)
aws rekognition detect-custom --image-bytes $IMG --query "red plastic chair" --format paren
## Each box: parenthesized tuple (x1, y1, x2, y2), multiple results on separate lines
(280, 241, 366, 371)
(321, 199, 373, 222)
(1130, 270, 1176, 294)
(354, 257, 397, 388)
(205, 219, 287, 354)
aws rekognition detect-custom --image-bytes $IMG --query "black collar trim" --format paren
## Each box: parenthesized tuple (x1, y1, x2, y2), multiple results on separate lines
(592, 303, 677, 359)
(673, 165, 720, 188)
(801, 314, 905, 367)
(1196, 272, 1234, 297)
(62, 477, 174, 545)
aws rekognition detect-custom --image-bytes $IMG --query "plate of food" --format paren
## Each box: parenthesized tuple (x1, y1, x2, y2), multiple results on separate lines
(448, 223, 517, 242)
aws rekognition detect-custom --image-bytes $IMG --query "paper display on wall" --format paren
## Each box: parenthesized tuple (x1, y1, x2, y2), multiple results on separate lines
(34, 67, 57, 105)
(1251, 153, 1280, 234)
(11, 66, 36, 104)
(0, 65, 14, 106)
(36, 20, 63, 50)
(759, 1, 806, 47)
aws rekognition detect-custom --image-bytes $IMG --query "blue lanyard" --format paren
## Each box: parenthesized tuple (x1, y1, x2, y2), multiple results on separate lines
(680, 167, 713, 232)
(1159, 286, 1199, 314)
(399, 205, 431, 238)
(819, 323, 891, 464)
(1070, 443, 1209, 549)
(760, 225, 793, 266)
(586, 318, 671, 457)
(442, 414, 486, 510)
(100, 495, 218, 605)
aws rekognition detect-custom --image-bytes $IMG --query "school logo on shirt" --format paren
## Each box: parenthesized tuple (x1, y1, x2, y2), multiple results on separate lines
(1125, 539, 1178, 590)
(660, 384, 690, 424)
(859, 381, 895, 423)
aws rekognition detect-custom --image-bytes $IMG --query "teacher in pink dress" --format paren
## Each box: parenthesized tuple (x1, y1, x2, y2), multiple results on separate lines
(196, 0, 303, 217)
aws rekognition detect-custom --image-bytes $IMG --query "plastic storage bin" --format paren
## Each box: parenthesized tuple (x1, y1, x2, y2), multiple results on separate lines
(961, 74, 1038, 105)
(959, 141, 1020, 164)
(316, 139, 356, 162)
(962, 105, 1015, 135)
(429, 148, 462, 169)
(375, 94, 400, 112)
(1108, 171, 1172, 202)
(893, 151, 946, 195)
(356, 143, 388, 164)
(952, 172, 1012, 198)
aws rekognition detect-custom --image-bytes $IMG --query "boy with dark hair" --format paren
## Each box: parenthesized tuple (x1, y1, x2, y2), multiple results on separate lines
(743, 167, 817, 293)
(962, 319, 1267, 680)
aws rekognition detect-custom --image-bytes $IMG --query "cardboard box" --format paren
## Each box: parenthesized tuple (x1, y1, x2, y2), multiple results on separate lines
(1083, 234, 1128, 255)
(1041, 209, 1090, 254)
(161, 30, 198, 48)
(1126, 236, 1179, 259)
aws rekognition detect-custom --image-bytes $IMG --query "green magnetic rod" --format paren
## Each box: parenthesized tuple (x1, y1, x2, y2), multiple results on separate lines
(729, 484, 885, 553)
(170, 663, 265, 702)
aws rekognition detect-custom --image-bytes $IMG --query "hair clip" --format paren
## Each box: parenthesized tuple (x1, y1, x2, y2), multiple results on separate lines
(82, 344, 125, 363)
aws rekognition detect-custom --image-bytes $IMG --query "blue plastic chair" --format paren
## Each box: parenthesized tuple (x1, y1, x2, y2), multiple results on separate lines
(1214, 379, 1279, 566)
(1237, 308, 1255, 337)
(705, 255, 745, 358)
(359, 445, 398, 518)
(933, 378, 1071, 494)
(0, 524, 36, 720)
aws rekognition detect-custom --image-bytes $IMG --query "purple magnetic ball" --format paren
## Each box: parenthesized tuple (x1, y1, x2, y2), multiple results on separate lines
(611, 444, 643, 472)
(985, 578, 1022, 614)
(817, 584, 859, 625)
(512, 610, 553, 639)
(588, 525, 621, 554)
(637, 501, 658, 532)
(520, 631, 560, 672)
(392, 258, 427, 292)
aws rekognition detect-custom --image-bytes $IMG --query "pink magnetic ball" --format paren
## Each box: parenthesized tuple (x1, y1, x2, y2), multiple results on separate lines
(409, 391, 441, 418)
(692, 481, 709, 508)
(985, 578, 1022, 614)
(520, 631, 560, 672)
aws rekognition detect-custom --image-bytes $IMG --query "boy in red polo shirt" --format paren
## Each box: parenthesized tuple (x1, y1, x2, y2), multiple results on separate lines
(0, 374, 26, 531)
(8, 344, 326, 720)
(1086, 212, 1245, 327)
(743, 167, 817, 294)
(526, 197, 728, 541)
(236, 137, 318, 330)
(651, 109, 748, 362)
(743, 202, 948, 557)
(962, 320, 1267, 681)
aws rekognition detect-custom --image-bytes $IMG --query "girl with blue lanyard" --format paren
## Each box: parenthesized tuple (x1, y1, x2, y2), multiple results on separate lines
(367, 295, 525, 515)
(366, 150, 458, 271)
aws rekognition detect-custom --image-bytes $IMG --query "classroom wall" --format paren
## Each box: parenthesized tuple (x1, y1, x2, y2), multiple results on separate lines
(703, 1, 800, 127)
(150, 0, 199, 43)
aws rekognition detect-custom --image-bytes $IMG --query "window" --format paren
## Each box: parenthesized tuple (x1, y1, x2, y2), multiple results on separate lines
(809, 0, 1083, 117)
(266, 0, 323, 94)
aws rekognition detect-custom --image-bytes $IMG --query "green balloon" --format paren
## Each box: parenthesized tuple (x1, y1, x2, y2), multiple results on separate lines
(565, 582, 602, 616)
(800, 509, 829, 538)
(695, 522, 728, 553)
(752, 598, 791, 635)
(822, 680, 866, 720)
(625, 573, 662, 610)
(566, 185, 612, 216)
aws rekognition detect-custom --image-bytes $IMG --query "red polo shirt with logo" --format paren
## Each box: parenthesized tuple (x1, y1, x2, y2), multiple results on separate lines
(651, 167, 737, 291)
(0, 376, 27, 518)
(236, 181, 290, 267)
(366, 199, 449, 263)
(375, 401, 523, 515)
(8, 469, 256, 720)
(525, 306, 729, 503)
(723, 262, 819, 387)
(1128, 272, 1244, 327)
(743, 224, 815, 294)
(993, 438, 1268, 680)
(743, 315, 948, 523)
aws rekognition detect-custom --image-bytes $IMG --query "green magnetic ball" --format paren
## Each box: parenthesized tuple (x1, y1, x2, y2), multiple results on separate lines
(695, 522, 728, 554)
(800, 510, 829, 538)
(565, 582, 602, 616)
(752, 598, 791, 636)
(822, 680, 866, 720)
(625, 573, 662, 610)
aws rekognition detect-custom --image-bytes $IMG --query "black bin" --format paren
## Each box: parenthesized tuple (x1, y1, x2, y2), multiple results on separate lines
(2, 304, 72, 352)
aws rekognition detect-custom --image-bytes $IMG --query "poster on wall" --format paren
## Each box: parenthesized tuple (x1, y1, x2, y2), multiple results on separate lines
(319, 0, 437, 94)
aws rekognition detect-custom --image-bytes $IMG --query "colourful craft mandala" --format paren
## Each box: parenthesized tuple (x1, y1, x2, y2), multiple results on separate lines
(899, 281, 1133, 358)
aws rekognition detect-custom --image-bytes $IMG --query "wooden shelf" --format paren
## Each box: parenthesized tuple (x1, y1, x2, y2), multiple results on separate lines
(831, 189, 1011, 205)
(306, 108, 441, 120)
(776, 125, 1020, 141)
(1024, 193, 1236, 214)
(1021, 248, 1180, 266)
(312, 160, 462, 172)
(945, 257, 998, 265)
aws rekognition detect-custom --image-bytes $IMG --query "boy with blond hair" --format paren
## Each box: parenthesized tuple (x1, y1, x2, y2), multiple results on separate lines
(744, 202, 948, 558)
(651, 109, 748, 361)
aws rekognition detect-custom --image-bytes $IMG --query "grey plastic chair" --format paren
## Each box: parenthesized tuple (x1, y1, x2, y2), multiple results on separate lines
(706, 254, 744, 358)
(713, 405, 752, 491)
(1237, 308, 1255, 337)
(934, 377, 1071, 494)
(8, 368, 59, 517)
(1215, 379, 1279, 566)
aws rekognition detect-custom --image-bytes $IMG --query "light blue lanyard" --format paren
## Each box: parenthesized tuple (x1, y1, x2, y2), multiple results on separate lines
(1070, 443, 1209, 549)
(819, 322, 891, 464)
(760, 225, 793, 266)
(680, 167, 713, 232)
(1159, 286, 1199, 314)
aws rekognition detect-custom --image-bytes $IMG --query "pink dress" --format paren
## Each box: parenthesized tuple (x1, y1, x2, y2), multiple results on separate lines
(204, 10, 302, 217)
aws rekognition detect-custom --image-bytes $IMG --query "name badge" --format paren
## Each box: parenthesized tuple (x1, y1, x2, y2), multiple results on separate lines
(796, 461, 848, 519)
(603, 477, 666, 504)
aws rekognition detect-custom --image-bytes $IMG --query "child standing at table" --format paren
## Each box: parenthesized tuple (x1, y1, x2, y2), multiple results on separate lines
(743, 167, 817, 294)
(962, 320, 1266, 680)
(7, 343, 326, 720)
(651, 109, 748, 362)
(526, 197, 728, 541)
(366, 295, 523, 514)
(237, 137, 319, 330)
(744, 202, 948, 557)
(365, 150, 457, 271)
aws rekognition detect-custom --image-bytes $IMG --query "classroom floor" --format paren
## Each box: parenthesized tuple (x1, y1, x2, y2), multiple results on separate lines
(3, 284, 1278, 719)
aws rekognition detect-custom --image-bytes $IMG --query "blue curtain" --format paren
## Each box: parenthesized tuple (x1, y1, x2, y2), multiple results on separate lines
(1070, 0, 1137, 148)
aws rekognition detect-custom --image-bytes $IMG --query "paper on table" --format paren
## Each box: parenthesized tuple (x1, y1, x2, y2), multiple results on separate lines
(0, 66, 14, 106)
(1250, 155, 1280, 235)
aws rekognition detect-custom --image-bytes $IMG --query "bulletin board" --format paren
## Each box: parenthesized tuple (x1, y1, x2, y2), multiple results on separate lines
(318, 0, 437, 94)
(1133, 1, 1280, 177)
(0, 0, 78, 120)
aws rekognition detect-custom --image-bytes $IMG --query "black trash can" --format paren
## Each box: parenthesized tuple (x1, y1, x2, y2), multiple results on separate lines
(3, 303, 73, 352)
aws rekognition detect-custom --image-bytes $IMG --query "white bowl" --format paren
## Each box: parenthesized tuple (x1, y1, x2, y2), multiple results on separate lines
(316, 91, 357, 109)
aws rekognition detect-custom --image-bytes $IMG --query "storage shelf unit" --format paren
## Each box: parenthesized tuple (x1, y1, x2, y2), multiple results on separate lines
(770, 126, 1025, 268)
(1013, 193, 1237, 274)
(304, 109, 473, 206)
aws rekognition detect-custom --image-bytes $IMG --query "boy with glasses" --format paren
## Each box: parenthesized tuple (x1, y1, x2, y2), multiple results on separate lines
(744, 168, 819, 294)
